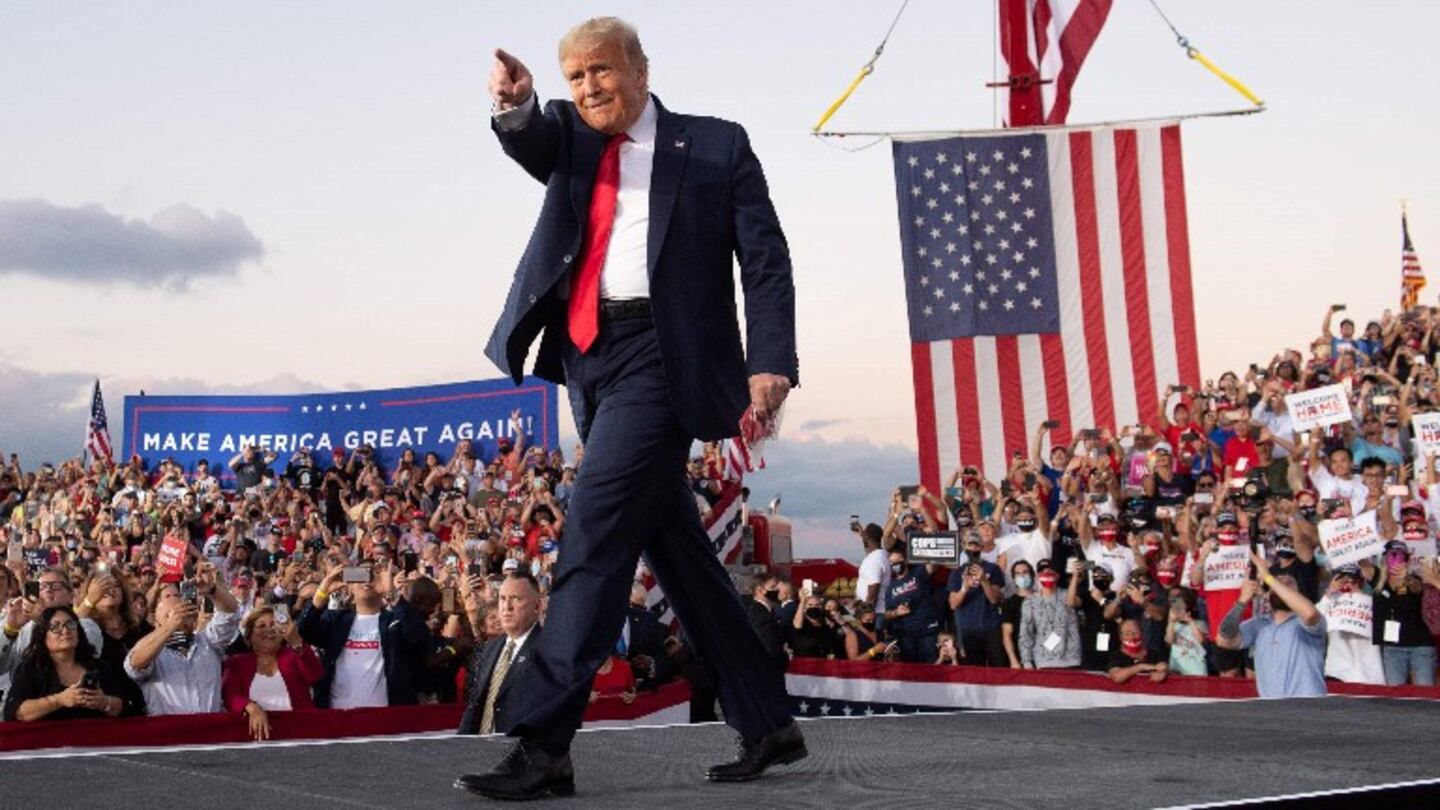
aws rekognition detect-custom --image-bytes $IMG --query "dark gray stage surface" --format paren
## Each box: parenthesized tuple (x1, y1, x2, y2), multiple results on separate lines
(4, 697, 1439, 809)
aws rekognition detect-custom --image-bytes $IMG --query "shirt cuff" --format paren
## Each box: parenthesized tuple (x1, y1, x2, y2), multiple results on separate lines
(493, 94, 537, 132)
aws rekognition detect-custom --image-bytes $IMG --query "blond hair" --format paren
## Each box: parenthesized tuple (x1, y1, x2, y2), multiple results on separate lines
(558, 17, 647, 71)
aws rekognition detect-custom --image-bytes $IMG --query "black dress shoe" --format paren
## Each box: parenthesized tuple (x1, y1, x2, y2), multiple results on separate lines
(705, 721, 808, 782)
(454, 738, 575, 800)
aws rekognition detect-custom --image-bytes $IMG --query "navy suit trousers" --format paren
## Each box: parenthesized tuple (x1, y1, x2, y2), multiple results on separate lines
(505, 317, 793, 751)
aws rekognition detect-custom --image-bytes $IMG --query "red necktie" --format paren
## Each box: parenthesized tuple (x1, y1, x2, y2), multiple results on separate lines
(568, 133, 629, 353)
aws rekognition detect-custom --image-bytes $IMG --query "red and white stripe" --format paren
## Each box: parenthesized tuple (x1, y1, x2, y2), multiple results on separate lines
(1007, 0, 1114, 125)
(910, 122, 1200, 489)
(641, 482, 746, 627)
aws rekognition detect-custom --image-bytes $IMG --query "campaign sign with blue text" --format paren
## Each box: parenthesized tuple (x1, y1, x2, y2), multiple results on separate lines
(122, 377, 558, 481)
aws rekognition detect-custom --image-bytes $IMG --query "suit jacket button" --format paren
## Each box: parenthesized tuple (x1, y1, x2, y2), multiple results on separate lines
(563, 254, 573, 264)
(528, 294, 537, 304)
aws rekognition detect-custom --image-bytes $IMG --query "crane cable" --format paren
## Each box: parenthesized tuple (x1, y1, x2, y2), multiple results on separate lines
(812, 0, 911, 133)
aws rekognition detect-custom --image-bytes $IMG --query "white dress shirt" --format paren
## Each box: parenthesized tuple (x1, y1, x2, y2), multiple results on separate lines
(125, 610, 240, 715)
(494, 94, 657, 300)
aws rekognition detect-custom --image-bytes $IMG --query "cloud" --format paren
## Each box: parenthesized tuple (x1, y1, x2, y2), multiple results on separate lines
(796, 418, 848, 432)
(0, 199, 263, 288)
(0, 362, 326, 465)
(743, 436, 919, 560)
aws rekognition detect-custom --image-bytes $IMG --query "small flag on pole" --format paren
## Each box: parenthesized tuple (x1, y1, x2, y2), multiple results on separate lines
(1402, 207, 1426, 310)
(85, 379, 113, 464)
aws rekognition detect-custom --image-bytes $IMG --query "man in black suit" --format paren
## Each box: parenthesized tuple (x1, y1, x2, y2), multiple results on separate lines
(457, 574, 543, 737)
(456, 16, 801, 801)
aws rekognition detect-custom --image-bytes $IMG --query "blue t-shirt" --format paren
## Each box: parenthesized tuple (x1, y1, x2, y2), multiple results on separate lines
(1239, 613, 1328, 698)
(884, 567, 940, 636)
(1350, 438, 1402, 468)
(947, 559, 1005, 632)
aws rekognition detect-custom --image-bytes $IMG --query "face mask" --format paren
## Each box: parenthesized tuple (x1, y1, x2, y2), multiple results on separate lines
(1297, 506, 1317, 521)
(1268, 592, 1288, 612)
(964, 548, 981, 561)
(1217, 528, 1240, 545)
(1037, 573, 1059, 590)
(1121, 638, 1144, 654)
(1014, 575, 1034, 590)
(530, 559, 542, 577)
(1334, 581, 1355, 594)
(891, 563, 905, 576)
(805, 607, 825, 621)
(1156, 569, 1178, 587)
(1096, 528, 1118, 543)
(861, 620, 876, 631)
(1017, 519, 1037, 533)
(764, 589, 780, 603)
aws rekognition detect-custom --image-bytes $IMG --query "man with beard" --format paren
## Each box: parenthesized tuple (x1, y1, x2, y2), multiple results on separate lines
(1216, 551, 1326, 697)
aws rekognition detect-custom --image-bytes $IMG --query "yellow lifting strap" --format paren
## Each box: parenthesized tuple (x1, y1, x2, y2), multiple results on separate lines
(1186, 45, 1263, 107)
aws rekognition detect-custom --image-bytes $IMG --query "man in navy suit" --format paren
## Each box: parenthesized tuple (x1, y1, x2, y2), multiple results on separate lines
(454, 16, 803, 801)
(457, 574, 543, 737)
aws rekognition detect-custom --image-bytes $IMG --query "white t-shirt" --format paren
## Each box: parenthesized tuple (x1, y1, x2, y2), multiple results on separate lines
(998, 530, 1050, 572)
(1309, 464, 1369, 516)
(1316, 596, 1386, 685)
(1091, 542, 1135, 591)
(249, 670, 293, 711)
(330, 613, 388, 709)
(855, 548, 890, 607)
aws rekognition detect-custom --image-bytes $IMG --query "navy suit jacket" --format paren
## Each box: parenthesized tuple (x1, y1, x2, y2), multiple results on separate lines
(457, 626, 541, 735)
(484, 95, 798, 441)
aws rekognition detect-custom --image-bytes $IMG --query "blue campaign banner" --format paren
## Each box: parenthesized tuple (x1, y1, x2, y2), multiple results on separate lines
(122, 377, 559, 480)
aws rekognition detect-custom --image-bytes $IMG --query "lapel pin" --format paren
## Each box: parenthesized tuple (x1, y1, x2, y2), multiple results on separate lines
(675, 139, 686, 149)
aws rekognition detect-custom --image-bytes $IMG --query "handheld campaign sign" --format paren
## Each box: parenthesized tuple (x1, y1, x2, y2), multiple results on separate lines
(1411, 412, 1440, 459)
(1325, 591, 1373, 638)
(1202, 545, 1249, 591)
(1319, 510, 1384, 567)
(906, 533, 959, 565)
(156, 533, 189, 580)
(1285, 383, 1352, 431)
(122, 377, 559, 484)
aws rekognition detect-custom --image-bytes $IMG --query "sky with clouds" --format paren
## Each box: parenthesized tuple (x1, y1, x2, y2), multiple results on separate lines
(3, 2, 1438, 558)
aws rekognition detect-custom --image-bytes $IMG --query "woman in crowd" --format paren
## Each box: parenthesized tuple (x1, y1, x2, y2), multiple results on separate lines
(221, 606, 324, 741)
(840, 603, 884, 661)
(1108, 618, 1169, 683)
(75, 573, 150, 678)
(1372, 542, 1440, 686)
(1164, 587, 1209, 676)
(1001, 559, 1034, 669)
(1019, 560, 1081, 669)
(3, 604, 142, 721)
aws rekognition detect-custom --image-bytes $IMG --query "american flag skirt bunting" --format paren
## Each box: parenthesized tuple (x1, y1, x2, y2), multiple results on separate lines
(894, 123, 1200, 490)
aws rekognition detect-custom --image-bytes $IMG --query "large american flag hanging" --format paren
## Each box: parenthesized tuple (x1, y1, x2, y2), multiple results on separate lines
(1402, 210, 1426, 310)
(85, 379, 113, 463)
(893, 122, 1201, 488)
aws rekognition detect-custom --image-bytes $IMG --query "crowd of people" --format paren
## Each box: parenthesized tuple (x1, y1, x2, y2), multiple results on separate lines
(4, 304, 1440, 739)
(823, 303, 1440, 697)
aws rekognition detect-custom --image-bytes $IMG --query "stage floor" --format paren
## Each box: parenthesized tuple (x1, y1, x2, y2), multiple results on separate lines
(5, 697, 1439, 809)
